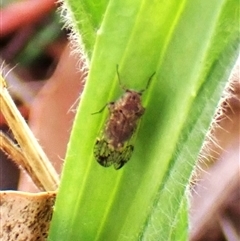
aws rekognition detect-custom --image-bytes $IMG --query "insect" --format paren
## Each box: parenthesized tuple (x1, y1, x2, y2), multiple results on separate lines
(93, 65, 155, 169)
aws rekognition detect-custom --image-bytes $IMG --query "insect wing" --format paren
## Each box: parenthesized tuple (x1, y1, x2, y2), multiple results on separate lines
(94, 139, 114, 167)
(113, 145, 134, 170)
(94, 138, 134, 169)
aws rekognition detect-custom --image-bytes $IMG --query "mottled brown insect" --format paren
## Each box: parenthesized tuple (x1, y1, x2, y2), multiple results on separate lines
(93, 66, 155, 169)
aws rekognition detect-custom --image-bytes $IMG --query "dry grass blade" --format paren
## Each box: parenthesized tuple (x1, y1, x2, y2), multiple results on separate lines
(0, 74, 59, 191)
(0, 132, 45, 190)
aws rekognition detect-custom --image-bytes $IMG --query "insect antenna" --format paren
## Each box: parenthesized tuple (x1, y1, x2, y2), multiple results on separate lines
(139, 72, 156, 94)
(116, 64, 128, 91)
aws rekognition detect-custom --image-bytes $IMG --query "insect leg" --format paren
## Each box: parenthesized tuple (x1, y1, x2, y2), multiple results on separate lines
(92, 103, 112, 115)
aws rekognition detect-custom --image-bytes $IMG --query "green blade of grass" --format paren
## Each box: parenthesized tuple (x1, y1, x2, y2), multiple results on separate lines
(48, 0, 239, 240)
(61, 0, 109, 59)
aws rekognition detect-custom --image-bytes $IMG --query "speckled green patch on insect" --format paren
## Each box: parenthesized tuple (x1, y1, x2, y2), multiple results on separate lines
(93, 66, 155, 170)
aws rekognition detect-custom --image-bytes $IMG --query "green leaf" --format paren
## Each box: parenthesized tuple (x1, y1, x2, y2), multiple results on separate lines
(48, 0, 239, 240)
(62, 0, 109, 59)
